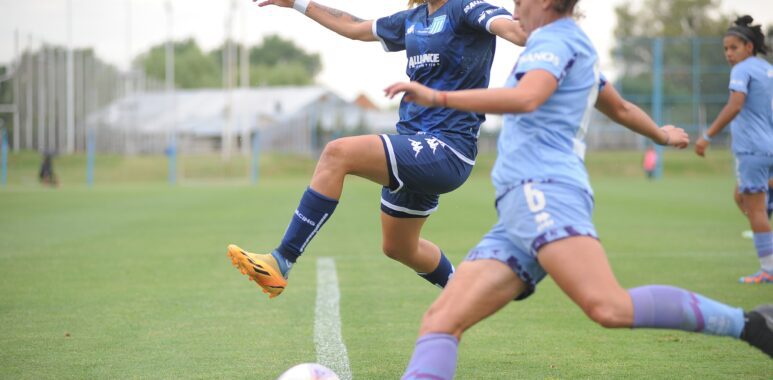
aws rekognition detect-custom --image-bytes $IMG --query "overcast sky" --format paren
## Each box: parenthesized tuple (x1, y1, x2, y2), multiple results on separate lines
(1, 0, 771, 107)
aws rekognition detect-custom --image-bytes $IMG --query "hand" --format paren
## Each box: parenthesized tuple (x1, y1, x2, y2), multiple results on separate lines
(384, 81, 439, 107)
(694, 137, 709, 157)
(255, 0, 294, 8)
(659, 125, 689, 149)
(512, 19, 528, 47)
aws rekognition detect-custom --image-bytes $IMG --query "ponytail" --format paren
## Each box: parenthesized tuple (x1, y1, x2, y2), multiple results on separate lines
(726, 15, 769, 56)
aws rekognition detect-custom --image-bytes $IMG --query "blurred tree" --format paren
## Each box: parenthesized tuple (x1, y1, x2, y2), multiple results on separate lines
(139, 34, 321, 88)
(248, 35, 321, 82)
(612, 0, 734, 94)
(612, 0, 739, 127)
(136, 38, 220, 89)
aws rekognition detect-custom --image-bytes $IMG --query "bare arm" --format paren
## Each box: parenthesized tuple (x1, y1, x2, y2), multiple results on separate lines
(257, 0, 376, 41)
(694, 91, 745, 157)
(595, 83, 689, 148)
(384, 70, 558, 114)
(489, 18, 527, 47)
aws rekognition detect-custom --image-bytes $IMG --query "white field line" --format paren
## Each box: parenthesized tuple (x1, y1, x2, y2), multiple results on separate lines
(315, 257, 352, 380)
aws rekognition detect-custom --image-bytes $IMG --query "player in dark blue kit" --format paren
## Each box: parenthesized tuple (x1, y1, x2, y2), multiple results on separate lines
(227, 0, 527, 298)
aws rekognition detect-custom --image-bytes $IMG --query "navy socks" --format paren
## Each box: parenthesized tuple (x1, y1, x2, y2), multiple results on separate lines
(418, 252, 455, 288)
(275, 187, 338, 265)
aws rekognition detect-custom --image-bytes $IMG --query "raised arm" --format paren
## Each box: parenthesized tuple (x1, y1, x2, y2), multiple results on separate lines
(384, 70, 557, 114)
(489, 18, 527, 47)
(257, 0, 376, 42)
(694, 91, 746, 157)
(595, 83, 689, 149)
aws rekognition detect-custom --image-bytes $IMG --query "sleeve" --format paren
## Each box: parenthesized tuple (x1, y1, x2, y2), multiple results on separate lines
(459, 0, 511, 34)
(373, 10, 408, 52)
(599, 72, 608, 91)
(728, 64, 750, 94)
(514, 33, 574, 82)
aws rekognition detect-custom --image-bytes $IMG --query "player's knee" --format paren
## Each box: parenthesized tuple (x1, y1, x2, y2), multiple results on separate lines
(583, 299, 629, 328)
(318, 139, 349, 171)
(419, 304, 462, 337)
(381, 242, 409, 262)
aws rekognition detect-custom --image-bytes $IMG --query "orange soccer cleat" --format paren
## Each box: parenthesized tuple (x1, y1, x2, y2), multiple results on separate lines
(227, 244, 287, 298)
(738, 270, 773, 284)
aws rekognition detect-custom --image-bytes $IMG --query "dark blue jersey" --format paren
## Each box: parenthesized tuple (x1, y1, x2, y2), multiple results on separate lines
(374, 0, 510, 161)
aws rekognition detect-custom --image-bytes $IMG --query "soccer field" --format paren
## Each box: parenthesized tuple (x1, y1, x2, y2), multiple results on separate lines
(1, 152, 771, 379)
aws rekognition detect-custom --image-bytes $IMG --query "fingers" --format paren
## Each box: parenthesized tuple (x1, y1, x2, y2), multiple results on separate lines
(383, 82, 410, 99)
(694, 140, 707, 157)
(661, 125, 689, 149)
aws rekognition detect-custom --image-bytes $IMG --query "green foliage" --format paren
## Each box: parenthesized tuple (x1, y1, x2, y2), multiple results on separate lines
(136, 38, 220, 89)
(612, 0, 739, 128)
(137, 34, 321, 88)
(614, 0, 730, 39)
(249, 35, 321, 78)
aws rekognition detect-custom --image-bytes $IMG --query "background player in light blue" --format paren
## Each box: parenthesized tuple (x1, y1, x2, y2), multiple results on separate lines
(695, 15, 773, 284)
(386, 1, 773, 377)
(227, 0, 528, 298)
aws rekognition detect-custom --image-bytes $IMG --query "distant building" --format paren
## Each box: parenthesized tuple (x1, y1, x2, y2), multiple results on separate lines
(87, 86, 399, 156)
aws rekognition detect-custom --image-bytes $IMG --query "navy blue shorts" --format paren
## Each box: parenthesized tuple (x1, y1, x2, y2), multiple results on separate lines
(379, 134, 474, 218)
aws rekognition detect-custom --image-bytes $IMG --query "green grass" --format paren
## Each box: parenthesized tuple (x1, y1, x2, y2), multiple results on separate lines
(1, 150, 771, 379)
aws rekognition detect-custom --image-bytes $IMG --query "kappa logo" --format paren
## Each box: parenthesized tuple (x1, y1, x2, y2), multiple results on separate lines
(424, 137, 440, 154)
(477, 9, 498, 24)
(409, 139, 424, 157)
(407, 24, 415, 35)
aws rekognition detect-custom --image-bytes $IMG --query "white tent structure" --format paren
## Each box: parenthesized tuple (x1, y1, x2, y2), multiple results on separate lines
(87, 86, 387, 156)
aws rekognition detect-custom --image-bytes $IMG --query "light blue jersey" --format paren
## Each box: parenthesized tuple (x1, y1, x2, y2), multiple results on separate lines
(728, 56, 773, 156)
(492, 18, 602, 195)
(464, 18, 605, 299)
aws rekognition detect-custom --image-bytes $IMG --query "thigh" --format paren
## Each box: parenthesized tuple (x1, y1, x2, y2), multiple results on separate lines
(317, 134, 390, 185)
(538, 236, 631, 315)
(420, 259, 527, 338)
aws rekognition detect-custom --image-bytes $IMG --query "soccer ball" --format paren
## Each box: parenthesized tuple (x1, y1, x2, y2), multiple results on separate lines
(276, 363, 340, 380)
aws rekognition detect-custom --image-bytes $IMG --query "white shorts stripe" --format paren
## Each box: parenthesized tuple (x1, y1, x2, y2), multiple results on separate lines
(315, 258, 352, 380)
(381, 197, 438, 216)
(380, 134, 405, 193)
(435, 137, 476, 166)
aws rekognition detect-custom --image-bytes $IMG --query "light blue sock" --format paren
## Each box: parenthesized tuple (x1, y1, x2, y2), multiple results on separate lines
(402, 333, 458, 380)
(629, 285, 745, 338)
(752, 232, 773, 273)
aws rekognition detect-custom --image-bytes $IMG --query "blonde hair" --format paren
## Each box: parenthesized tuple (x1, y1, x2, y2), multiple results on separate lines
(407, 0, 427, 8)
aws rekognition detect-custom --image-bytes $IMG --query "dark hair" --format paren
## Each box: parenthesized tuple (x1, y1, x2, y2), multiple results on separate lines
(726, 15, 769, 55)
(552, 0, 579, 14)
